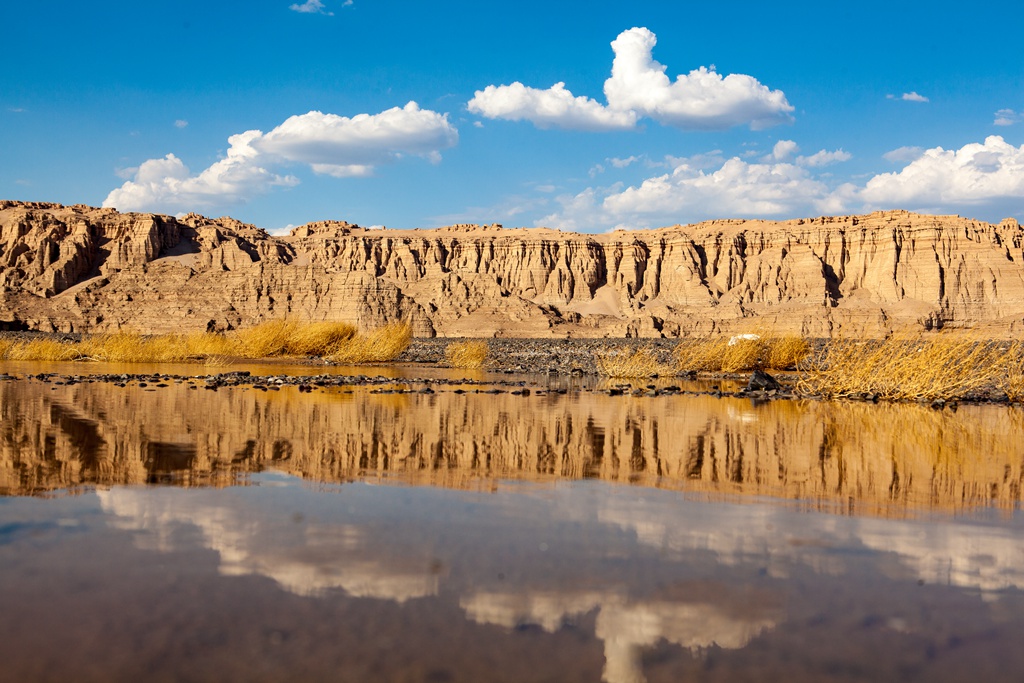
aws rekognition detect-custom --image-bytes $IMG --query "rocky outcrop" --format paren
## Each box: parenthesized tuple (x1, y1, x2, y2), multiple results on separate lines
(3, 200, 1024, 337)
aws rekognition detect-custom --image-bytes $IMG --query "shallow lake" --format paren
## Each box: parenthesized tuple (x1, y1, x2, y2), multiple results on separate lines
(2, 366, 1024, 682)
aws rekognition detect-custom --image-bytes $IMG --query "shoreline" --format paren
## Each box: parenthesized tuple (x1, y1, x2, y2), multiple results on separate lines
(1, 332, 1018, 406)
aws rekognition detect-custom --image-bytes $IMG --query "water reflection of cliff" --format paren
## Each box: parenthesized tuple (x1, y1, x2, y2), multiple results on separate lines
(3, 378, 1024, 513)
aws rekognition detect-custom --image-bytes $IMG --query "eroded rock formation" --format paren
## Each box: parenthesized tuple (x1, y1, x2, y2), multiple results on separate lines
(3, 200, 1024, 336)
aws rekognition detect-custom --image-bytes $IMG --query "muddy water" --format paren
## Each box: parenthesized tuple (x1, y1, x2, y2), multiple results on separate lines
(2, 371, 1024, 682)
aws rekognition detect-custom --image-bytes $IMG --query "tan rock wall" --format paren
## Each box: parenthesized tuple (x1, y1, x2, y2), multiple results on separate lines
(2, 201, 1024, 337)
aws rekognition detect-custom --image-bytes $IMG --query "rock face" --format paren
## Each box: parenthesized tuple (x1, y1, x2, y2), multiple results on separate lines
(3, 200, 1024, 337)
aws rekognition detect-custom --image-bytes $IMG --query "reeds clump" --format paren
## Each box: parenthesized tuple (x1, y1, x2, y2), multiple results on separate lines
(231, 320, 357, 358)
(445, 340, 489, 369)
(674, 334, 811, 373)
(327, 321, 412, 364)
(595, 346, 668, 378)
(1, 338, 81, 361)
(797, 333, 1007, 401)
(997, 341, 1024, 402)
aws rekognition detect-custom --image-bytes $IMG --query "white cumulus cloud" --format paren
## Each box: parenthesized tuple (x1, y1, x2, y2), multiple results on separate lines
(469, 27, 793, 132)
(539, 157, 838, 231)
(103, 132, 298, 214)
(883, 146, 925, 163)
(174, 119, 188, 129)
(536, 136, 1024, 231)
(767, 139, 799, 162)
(887, 92, 929, 103)
(796, 149, 852, 168)
(467, 82, 636, 131)
(603, 27, 793, 130)
(861, 136, 1024, 209)
(254, 103, 458, 167)
(290, 0, 333, 15)
(104, 102, 458, 214)
(994, 109, 1022, 126)
(609, 155, 641, 168)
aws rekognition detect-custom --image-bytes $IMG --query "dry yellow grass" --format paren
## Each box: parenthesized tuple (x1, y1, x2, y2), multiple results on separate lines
(797, 332, 1009, 401)
(0, 320, 409, 365)
(673, 334, 811, 373)
(595, 347, 669, 378)
(445, 340, 489, 369)
(328, 321, 412, 364)
(1, 338, 81, 361)
(283, 321, 357, 356)
(998, 341, 1024, 402)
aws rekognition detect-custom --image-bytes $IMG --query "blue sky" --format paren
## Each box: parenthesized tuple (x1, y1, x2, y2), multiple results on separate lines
(2, 0, 1022, 233)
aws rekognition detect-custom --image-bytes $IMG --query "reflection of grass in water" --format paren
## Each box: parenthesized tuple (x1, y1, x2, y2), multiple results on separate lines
(445, 340, 489, 368)
(818, 400, 1024, 507)
(0, 320, 411, 365)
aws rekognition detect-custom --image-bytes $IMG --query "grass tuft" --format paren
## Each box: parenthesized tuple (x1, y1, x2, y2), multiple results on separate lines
(328, 321, 412, 364)
(674, 334, 811, 373)
(595, 347, 668, 378)
(445, 340, 489, 369)
(797, 332, 1008, 401)
(2, 338, 81, 361)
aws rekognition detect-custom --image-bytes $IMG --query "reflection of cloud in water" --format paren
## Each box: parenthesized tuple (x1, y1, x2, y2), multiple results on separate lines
(854, 519, 1024, 593)
(596, 495, 1024, 593)
(97, 488, 439, 601)
(462, 590, 775, 683)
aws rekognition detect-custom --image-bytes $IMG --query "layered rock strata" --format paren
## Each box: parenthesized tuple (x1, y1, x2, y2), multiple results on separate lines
(2, 200, 1024, 337)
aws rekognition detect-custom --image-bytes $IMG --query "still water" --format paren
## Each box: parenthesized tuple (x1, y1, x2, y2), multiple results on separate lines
(2, 368, 1024, 682)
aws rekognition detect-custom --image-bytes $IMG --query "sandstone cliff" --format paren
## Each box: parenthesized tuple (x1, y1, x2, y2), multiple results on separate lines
(2, 200, 1024, 337)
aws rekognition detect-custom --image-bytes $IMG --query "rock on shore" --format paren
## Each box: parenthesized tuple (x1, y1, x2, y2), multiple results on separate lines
(3, 200, 1024, 337)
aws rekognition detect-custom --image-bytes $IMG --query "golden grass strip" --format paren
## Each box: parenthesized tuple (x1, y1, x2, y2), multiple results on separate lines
(0, 320, 409, 365)
(445, 340, 489, 369)
(3, 338, 82, 361)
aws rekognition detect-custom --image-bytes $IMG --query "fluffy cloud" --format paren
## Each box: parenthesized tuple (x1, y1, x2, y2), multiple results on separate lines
(861, 136, 1024, 208)
(104, 102, 458, 213)
(994, 109, 1022, 126)
(603, 27, 793, 130)
(469, 27, 793, 132)
(537, 136, 1024, 231)
(467, 82, 636, 131)
(887, 92, 929, 103)
(883, 146, 924, 163)
(104, 132, 298, 214)
(539, 157, 838, 231)
(796, 149, 852, 168)
(769, 140, 799, 161)
(289, 0, 333, 15)
(174, 119, 188, 129)
(609, 155, 641, 168)
(253, 103, 458, 166)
